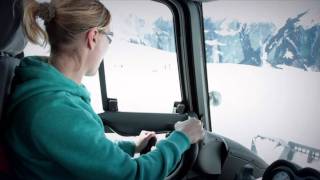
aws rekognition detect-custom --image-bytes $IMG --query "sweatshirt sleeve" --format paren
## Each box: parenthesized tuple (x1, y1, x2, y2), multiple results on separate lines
(114, 140, 136, 157)
(31, 105, 190, 180)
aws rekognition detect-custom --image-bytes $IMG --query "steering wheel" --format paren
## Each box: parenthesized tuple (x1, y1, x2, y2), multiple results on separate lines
(165, 143, 199, 180)
(140, 136, 199, 180)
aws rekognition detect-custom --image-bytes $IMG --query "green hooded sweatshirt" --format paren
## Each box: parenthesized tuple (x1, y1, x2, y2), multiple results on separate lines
(5, 56, 190, 180)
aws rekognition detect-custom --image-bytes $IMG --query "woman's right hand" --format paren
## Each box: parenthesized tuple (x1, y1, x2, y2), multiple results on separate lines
(174, 117, 205, 144)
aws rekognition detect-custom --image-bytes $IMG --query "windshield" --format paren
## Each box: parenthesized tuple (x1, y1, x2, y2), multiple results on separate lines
(203, 0, 320, 170)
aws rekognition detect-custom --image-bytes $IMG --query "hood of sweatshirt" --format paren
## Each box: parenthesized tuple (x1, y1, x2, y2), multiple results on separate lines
(8, 56, 90, 113)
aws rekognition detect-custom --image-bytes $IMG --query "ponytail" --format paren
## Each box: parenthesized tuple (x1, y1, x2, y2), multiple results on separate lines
(23, 0, 49, 46)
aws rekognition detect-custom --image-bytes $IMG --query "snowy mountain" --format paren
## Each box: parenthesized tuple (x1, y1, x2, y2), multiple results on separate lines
(265, 11, 320, 71)
(111, 10, 320, 72)
(204, 11, 320, 72)
(204, 18, 275, 65)
(115, 15, 175, 53)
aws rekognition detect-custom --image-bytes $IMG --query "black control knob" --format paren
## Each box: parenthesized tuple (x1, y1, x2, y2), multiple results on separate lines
(140, 136, 157, 155)
(235, 164, 255, 180)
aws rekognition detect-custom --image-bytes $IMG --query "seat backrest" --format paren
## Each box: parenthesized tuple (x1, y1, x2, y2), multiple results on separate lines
(0, 55, 20, 123)
(0, 52, 21, 180)
(0, 0, 25, 178)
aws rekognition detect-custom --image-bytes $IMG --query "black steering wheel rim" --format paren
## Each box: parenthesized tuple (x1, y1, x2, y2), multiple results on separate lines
(165, 143, 199, 180)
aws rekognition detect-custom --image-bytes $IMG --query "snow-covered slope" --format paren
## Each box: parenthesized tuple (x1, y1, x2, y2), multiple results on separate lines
(207, 63, 320, 169)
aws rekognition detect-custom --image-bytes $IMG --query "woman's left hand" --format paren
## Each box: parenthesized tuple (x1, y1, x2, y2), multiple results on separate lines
(135, 130, 156, 153)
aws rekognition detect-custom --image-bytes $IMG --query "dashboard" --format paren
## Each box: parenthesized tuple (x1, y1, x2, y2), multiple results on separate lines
(194, 132, 320, 180)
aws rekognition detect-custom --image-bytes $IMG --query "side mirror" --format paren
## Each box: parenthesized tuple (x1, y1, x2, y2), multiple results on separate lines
(209, 90, 222, 107)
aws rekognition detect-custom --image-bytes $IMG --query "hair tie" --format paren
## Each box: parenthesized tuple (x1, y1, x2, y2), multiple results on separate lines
(38, 2, 55, 23)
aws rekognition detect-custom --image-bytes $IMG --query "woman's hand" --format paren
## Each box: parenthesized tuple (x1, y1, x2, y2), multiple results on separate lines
(135, 131, 157, 153)
(174, 117, 204, 144)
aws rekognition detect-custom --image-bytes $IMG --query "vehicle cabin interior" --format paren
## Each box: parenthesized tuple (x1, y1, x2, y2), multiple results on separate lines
(1, 0, 320, 180)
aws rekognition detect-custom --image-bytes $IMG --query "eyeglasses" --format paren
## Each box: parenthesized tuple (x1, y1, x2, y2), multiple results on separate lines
(99, 31, 114, 44)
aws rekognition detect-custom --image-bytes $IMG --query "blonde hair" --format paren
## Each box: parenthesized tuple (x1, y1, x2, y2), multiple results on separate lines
(23, 0, 111, 53)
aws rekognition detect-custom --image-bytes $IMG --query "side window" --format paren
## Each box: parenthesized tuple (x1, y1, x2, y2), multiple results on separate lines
(100, 1, 181, 113)
(203, 0, 320, 170)
(23, 1, 181, 114)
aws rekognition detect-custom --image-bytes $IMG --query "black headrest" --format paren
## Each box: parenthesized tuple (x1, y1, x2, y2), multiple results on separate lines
(0, 0, 27, 56)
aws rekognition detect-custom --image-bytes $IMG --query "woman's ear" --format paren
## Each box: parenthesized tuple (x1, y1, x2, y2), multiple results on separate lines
(87, 28, 98, 50)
